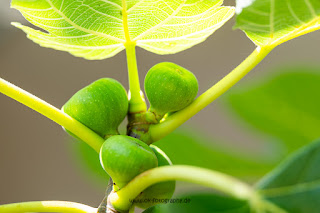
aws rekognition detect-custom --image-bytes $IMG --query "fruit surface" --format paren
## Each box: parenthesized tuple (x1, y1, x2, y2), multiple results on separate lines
(135, 145, 176, 209)
(145, 62, 198, 120)
(63, 78, 128, 138)
(100, 135, 158, 189)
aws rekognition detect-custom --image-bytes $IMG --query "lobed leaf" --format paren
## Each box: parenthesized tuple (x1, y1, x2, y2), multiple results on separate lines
(11, 0, 235, 60)
(235, 0, 320, 47)
(257, 138, 320, 213)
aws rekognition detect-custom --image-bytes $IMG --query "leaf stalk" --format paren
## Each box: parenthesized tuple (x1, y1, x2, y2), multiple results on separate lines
(125, 43, 147, 113)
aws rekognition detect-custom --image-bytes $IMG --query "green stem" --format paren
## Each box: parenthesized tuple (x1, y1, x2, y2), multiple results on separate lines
(149, 46, 274, 142)
(125, 43, 147, 113)
(0, 78, 104, 153)
(109, 165, 254, 211)
(0, 201, 97, 213)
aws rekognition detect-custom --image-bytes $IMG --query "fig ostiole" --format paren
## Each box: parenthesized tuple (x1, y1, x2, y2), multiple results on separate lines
(99, 135, 158, 190)
(62, 78, 128, 138)
(134, 145, 176, 209)
(144, 62, 198, 121)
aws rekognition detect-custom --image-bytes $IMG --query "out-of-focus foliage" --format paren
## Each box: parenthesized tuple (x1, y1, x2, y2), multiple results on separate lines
(154, 129, 272, 177)
(257, 139, 320, 213)
(224, 67, 320, 154)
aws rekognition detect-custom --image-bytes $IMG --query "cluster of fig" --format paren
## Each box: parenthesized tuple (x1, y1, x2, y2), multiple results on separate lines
(62, 62, 198, 210)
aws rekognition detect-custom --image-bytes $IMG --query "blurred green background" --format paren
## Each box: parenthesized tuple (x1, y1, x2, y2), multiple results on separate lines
(1, 0, 320, 211)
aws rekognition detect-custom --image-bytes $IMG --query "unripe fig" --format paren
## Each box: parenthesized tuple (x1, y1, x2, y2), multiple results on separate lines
(135, 145, 176, 209)
(62, 78, 128, 138)
(144, 62, 198, 120)
(99, 135, 158, 189)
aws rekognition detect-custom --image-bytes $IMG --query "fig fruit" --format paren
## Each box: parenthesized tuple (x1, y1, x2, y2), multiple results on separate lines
(144, 62, 198, 120)
(135, 145, 176, 209)
(62, 78, 128, 138)
(99, 135, 158, 189)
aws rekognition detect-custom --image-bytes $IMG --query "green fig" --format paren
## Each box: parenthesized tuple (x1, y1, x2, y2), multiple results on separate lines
(135, 145, 176, 209)
(144, 62, 198, 121)
(99, 135, 158, 189)
(62, 78, 128, 138)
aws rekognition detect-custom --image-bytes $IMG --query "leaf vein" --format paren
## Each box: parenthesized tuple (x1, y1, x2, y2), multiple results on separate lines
(303, 0, 317, 18)
(45, 0, 125, 43)
(287, 0, 305, 24)
(133, 0, 187, 41)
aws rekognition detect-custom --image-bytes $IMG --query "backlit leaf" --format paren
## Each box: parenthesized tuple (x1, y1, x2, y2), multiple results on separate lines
(235, 0, 320, 47)
(11, 0, 234, 60)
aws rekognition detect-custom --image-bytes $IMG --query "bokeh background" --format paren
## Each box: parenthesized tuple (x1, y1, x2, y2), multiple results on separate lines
(1, 0, 320, 211)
